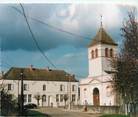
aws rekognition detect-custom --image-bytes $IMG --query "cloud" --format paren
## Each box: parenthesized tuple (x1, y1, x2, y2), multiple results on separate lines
(0, 3, 135, 52)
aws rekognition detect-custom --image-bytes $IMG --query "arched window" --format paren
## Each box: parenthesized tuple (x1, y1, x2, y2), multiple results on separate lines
(42, 95, 46, 102)
(110, 49, 113, 57)
(43, 85, 46, 91)
(91, 50, 94, 59)
(105, 48, 108, 57)
(95, 49, 98, 58)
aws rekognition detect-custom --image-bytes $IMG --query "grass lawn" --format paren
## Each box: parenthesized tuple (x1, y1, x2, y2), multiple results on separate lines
(25, 109, 50, 117)
(100, 114, 128, 117)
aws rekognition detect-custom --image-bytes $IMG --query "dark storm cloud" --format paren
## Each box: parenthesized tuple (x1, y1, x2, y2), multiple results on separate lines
(0, 4, 125, 52)
(0, 4, 90, 51)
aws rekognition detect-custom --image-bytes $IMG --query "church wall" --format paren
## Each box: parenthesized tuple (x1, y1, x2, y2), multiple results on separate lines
(79, 74, 117, 106)
(88, 45, 103, 77)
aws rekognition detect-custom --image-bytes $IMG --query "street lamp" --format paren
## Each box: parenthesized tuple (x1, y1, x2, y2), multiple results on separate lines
(20, 70, 24, 115)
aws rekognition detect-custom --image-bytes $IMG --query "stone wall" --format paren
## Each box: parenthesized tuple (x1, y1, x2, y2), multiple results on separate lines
(71, 105, 120, 114)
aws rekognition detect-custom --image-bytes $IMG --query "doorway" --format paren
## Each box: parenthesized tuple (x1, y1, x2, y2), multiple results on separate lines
(93, 88, 100, 106)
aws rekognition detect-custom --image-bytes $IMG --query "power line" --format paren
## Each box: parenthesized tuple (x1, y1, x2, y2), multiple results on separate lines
(11, 6, 91, 41)
(9, 4, 88, 78)
(19, 3, 56, 68)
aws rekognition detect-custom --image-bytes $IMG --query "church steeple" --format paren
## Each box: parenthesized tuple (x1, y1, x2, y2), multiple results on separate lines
(88, 27, 117, 47)
(87, 18, 118, 77)
(100, 15, 103, 28)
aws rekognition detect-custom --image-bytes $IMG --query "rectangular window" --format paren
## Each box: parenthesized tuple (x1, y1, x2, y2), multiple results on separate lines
(43, 85, 46, 91)
(60, 94, 64, 102)
(8, 84, 12, 90)
(60, 85, 63, 91)
(72, 94, 76, 102)
(24, 84, 27, 91)
(60, 85, 65, 91)
(28, 94, 32, 102)
(72, 85, 76, 91)
(24, 94, 27, 103)
(56, 94, 59, 102)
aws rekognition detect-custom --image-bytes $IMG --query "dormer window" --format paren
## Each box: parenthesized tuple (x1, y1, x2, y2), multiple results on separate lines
(105, 48, 108, 57)
(95, 49, 98, 58)
(91, 50, 94, 59)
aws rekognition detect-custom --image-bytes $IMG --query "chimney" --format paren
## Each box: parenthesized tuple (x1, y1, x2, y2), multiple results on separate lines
(46, 67, 52, 71)
(29, 65, 33, 71)
(1, 71, 4, 76)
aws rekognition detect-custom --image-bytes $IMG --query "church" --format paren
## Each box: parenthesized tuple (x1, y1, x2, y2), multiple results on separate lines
(80, 24, 118, 106)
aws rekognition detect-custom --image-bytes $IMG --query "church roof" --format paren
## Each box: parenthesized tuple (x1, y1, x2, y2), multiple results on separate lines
(2, 67, 78, 82)
(88, 27, 118, 47)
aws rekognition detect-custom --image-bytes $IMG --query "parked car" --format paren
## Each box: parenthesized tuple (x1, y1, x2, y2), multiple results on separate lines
(24, 103, 37, 109)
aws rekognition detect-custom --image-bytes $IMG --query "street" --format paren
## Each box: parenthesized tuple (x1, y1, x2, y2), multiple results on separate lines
(33, 107, 102, 117)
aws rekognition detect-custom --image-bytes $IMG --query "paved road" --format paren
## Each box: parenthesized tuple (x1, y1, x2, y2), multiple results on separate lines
(34, 107, 102, 117)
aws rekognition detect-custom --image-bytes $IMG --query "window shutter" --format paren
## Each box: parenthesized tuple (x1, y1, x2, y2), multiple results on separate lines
(27, 84, 29, 90)
(12, 84, 14, 90)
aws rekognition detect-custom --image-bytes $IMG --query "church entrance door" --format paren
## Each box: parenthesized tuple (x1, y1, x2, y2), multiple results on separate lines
(93, 88, 100, 106)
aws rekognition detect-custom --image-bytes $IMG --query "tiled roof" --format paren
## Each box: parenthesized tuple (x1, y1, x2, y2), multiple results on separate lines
(88, 27, 118, 47)
(2, 67, 78, 82)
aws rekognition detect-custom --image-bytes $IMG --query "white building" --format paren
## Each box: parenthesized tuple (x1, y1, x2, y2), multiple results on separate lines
(80, 26, 118, 106)
(0, 66, 79, 107)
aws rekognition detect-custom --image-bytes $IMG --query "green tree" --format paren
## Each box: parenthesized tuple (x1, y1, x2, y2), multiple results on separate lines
(0, 89, 18, 116)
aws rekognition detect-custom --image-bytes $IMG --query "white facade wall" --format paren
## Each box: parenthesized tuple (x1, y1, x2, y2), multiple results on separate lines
(80, 42, 118, 106)
(88, 44, 117, 77)
(1, 79, 79, 107)
(80, 75, 116, 106)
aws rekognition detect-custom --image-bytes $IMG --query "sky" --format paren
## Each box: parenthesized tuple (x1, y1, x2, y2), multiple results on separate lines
(0, 1, 138, 79)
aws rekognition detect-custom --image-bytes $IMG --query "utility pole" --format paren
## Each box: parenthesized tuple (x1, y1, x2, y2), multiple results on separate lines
(20, 70, 24, 115)
(0, 89, 1, 116)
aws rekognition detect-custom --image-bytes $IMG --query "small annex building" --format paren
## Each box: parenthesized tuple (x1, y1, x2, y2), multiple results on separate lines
(80, 26, 118, 106)
(0, 66, 79, 107)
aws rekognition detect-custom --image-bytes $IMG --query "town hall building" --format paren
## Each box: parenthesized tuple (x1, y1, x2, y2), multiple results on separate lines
(80, 25, 118, 106)
(0, 66, 79, 107)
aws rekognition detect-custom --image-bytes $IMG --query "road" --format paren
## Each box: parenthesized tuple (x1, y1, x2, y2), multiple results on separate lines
(34, 107, 102, 117)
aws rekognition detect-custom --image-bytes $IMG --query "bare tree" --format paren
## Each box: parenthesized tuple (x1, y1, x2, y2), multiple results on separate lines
(34, 93, 41, 106)
(64, 94, 68, 109)
(112, 9, 138, 116)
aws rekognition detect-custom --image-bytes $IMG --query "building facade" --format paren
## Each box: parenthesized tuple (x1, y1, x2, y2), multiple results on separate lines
(0, 67, 79, 107)
(80, 26, 118, 106)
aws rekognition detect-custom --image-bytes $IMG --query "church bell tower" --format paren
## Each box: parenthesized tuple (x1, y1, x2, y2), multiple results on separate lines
(88, 23, 118, 78)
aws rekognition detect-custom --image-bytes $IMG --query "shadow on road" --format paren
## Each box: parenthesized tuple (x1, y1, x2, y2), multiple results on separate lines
(25, 109, 51, 117)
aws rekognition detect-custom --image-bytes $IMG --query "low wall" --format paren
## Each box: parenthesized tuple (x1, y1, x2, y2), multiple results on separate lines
(71, 105, 120, 114)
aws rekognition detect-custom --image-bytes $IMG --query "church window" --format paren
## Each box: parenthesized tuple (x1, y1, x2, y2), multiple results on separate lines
(110, 49, 113, 57)
(95, 49, 98, 58)
(105, 48, 108, 57)
(84, 88, 87, 91)
(91, 50, 94, 59)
